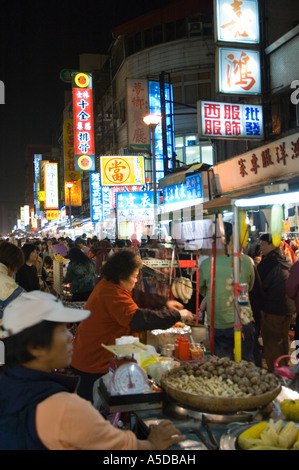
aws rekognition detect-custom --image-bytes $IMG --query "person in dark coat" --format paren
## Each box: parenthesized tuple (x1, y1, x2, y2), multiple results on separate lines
(286, 260, 299, 352)
(16, 244, 40, 292)
(257, 233, 295, 371)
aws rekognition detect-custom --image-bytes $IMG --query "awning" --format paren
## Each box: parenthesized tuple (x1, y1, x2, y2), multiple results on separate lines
(201, 185, 266, 215)
(158, 163, 210, 189)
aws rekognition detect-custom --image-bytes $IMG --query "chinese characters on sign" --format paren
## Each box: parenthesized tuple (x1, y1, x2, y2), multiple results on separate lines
(127, 78, 150, 153)
(44, 163, 59, 209)
(217, 47, 261, 95)
(148, 80, 175, 181)
(117, 191, 154, 222)
(63, 119, 82, 206)
(215, 0, 259, 44)
(163, 174, 203, 205)
(198, 100, 263, 139)
(213, 132, 299, 195)
(100, 156, 145, 186)
(46, 210, 61, 220)
(72, 72, 95, 171)
(237, 136, 299, 177)
(90, 172, 103, 223)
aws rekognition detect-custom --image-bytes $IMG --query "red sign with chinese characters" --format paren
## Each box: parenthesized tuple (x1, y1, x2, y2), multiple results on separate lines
(198, 100, 263, 140)
(72, 72, 95, 170)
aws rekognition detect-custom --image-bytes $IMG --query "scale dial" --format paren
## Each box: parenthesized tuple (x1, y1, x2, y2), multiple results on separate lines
(113, 362, 149, 395)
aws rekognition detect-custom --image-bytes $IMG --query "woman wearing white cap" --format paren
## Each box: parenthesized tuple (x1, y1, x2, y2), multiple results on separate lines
(0, 291, 184, 450)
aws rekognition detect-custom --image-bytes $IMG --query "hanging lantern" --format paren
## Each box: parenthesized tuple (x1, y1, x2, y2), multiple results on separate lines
(239, 210, 249, 248)
(271, 204, 283, 247)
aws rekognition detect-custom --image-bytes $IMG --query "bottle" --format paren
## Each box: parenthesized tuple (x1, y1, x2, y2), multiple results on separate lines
(179, 334, 190, 361)
(174, 334, 182, 359)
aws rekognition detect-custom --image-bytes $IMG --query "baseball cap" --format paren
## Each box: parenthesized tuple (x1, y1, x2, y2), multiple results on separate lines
(2, 290, 90, 336)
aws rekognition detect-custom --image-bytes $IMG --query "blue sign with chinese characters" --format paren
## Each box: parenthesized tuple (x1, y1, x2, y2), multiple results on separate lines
(117, 191, 155, 221)
(90, 172, 103, 222)
(162, 173, 203, 205)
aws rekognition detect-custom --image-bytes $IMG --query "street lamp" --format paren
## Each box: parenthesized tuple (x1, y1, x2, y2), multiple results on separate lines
(143, 113, 161, 228)
(65, 182, 73, 228)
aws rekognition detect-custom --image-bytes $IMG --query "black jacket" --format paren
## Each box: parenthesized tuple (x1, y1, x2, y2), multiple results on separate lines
(257, 248, 295, 316)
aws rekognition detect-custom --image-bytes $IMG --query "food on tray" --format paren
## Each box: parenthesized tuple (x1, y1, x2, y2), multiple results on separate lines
(173, 322, 186, 328)
(171, 277, 193, 304)
(162, 358, 280, 398)
(238, 419, 299, 450)
(281, 399, 299, 421)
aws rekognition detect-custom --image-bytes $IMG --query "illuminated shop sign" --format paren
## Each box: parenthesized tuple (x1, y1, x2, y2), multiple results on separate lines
(162, 174, 203, 205)
(46, 210, 61, 220)
(213, 132, 299, 194)
(44, 163, 59, 209)
(217, 47, 261, 95)
(215, 0, 260, 44)
(72, 72, 95, 171)
(198, 100, 263, 139)
(100, 156, 145, 186)
(117, 191, 154, 221)
(64, 180, 82, 207)
(90, 172, 103, 223)
(148, 80, 175, 181)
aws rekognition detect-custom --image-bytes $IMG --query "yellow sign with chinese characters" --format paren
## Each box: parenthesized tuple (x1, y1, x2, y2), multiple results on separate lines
(46, 210, 61, 220)
(65, 179, 82, 206)
(100, 156, 145, 186)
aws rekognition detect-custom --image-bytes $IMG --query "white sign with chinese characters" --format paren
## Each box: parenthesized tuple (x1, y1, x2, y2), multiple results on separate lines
(198, 100, 263, 140)
(217, 47, 261, 95)
(215, 0, 260, 44)
(213, 132, 299, 194)
(127, 78, 150, 153)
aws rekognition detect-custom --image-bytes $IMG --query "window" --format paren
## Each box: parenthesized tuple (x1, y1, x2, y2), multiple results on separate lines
(175, 135, 214, 165)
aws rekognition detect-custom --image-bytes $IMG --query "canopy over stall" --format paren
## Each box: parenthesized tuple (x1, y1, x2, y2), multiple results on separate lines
(231, 190, 299, 361)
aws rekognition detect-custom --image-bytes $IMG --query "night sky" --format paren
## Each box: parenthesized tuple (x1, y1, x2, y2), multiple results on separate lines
(0, 0, 177, 212)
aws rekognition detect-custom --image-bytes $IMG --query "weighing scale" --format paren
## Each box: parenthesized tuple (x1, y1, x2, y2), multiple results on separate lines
(98, 341, 165, 413)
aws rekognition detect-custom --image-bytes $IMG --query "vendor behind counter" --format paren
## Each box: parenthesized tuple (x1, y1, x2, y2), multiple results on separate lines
(70, 250, 194, 402)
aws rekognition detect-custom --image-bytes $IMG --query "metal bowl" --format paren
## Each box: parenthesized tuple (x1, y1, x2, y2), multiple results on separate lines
(160, 344, 175, 357)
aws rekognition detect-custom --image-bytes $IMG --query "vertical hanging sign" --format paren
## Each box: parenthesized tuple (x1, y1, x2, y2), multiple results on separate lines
(72, 72, 95, 171)
(44, 163, 59, 209)
(215, 0, 260, 44)
(90, 172, 103, 223)
(127, 78, 150, 153)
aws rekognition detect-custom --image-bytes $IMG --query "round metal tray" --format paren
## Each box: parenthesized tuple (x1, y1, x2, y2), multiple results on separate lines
(161, 370, 281, 414)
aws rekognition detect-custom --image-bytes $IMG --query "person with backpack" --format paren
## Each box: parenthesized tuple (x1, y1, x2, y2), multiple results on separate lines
(257, 233, 295, 371)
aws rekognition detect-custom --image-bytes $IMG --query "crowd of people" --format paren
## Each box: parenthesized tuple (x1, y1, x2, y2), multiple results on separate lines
(1, 228, 299, 449)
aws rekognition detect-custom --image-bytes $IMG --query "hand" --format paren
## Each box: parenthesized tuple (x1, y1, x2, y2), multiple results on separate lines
(179, 309, 195, 323)
(147, 420, 185, 450)
(166, 299, 184, 311)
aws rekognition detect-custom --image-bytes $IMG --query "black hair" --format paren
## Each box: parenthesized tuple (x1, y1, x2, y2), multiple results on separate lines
(224, 222, 233, 245)
(259, 233, 272, 244)
(0, 241, 24, 272)
(102, 250, 143, 284)
(3, 321, 60, 367)
(21, 243, 37, 262)
(68, 246, 90, 265)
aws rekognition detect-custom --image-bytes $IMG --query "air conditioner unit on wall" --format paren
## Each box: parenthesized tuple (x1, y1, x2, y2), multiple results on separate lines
(188, 22, 203, 36)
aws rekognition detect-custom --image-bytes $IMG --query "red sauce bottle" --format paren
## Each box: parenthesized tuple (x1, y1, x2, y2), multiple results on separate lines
(174, 334, 182, 359)
(179, 334, 190, 361)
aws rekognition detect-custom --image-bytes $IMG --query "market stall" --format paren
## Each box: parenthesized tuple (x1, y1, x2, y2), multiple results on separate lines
(231, 190, 299, 361)
(94, 337, 299, 450)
